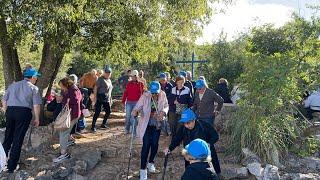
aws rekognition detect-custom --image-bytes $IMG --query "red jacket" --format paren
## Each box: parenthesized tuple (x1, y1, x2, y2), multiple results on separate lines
(122, 80, 144, 103)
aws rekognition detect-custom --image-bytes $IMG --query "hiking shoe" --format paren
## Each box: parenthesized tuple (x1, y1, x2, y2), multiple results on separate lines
(66, 140, 76, 147)
(147, 163, 156, 173)
(53, 153, 70, 163)
(100, 124, 109, 129)
(139, 169, 147, 180)
(91, 128, 97, 133)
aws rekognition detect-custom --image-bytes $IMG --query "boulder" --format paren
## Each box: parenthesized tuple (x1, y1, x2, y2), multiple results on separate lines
(281, 173, 320, 180)
(72, 160, 87, 175)
(263, 164, 280, 180)
(52, 166, 72, 179)
(286, 155, 320, 173)
(77, 149, 101, 170)
(14, 170, 30, 180)
(70, 173, 87, 180)
(242, 148, 262, 166)
(247, 162, 263, 180)
(221, 167, 249, 179)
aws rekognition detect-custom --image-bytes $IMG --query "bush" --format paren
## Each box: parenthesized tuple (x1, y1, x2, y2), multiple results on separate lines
(0, 111, 5, 128)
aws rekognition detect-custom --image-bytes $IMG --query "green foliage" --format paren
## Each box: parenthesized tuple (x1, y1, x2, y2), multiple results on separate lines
(226, 16, 320, 163)
(196, 33, 246, 87)
(295, 137, 320, 157)
(0, 110, 5, 128)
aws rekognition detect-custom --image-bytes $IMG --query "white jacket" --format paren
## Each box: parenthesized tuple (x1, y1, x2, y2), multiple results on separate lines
(304, 91, 320, 111)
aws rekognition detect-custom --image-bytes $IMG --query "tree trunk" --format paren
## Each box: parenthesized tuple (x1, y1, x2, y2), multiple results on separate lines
(0, 18, 16, 88)
(36, 41, 64, 97)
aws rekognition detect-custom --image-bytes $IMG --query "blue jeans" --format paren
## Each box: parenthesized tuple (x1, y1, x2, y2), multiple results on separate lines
(125, 102, 137, 135)
(198, 117, 215, 126)
(140, 126, 161, 169)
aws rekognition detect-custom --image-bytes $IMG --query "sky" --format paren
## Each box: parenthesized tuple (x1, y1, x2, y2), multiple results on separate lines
(196, 0, 320, 44)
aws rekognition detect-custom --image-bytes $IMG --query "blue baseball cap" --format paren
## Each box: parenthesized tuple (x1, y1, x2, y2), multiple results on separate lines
(104, 65, 112, 73)
(179, 71, 187, 77)
(185, 139, 211, 159)
(149, 81, 161, 94)
(23, 68, 41, 77)
(159, 73, 167, 79)
(195, 79, 206, 89)
(179, 108, 196, 123)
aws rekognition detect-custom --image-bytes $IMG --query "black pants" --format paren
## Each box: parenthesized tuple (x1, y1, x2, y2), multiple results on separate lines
(84, 88, 93, 109)
(140, 126, 161, 169)
(2, 107, 32, 172)
(184, 146, 221, 174)
(92, 100, 111, 129)
(168, 112, 181, 138)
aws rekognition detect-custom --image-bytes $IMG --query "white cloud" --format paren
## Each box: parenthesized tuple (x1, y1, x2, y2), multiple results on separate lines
(196, 0, 295, 44)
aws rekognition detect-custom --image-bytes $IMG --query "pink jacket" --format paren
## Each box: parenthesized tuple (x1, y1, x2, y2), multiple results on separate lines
(132, 90, 169, 140)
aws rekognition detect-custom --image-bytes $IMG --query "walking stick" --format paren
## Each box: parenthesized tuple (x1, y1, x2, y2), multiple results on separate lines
(126, 115, 137, 180)
(161, 153, 169, 180)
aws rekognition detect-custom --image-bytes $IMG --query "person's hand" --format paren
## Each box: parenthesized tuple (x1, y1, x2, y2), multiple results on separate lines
(157, 111, 165, 121)
(132, 110, 138, 117)
(164, 148, 170, 155)
(174, 100, 179, 105)
(32, 119, 40, 127)
(214, 110, 220, 117)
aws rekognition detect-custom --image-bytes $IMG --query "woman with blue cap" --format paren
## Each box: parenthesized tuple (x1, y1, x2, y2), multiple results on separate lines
(164, 108, 222, 178)
(181, 138, 218, 180)
(131, 81, 169, 180)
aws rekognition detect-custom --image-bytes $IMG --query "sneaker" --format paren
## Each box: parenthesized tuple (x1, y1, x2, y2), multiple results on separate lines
(91, 128, 97, 133)
(147, 163, 156, 173)
(53, 153, 70, 163)
(100, 124, 109, 129)
(66, 140, 76, 147)
(139, 169, 147, 180)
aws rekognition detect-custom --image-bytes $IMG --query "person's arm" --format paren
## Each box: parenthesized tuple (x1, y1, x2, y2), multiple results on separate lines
(212, 90, 224, 112)
(2, 86, 11, 112)
(93, 79, 99, 105)
(304, 96, 311, 108)
(32, 87, 42, 127)
(181, 168, 194, 180)
(131, 93, 145, 116)
(187, 89, 193, 107)
(122, 83, 129, 104)
(168, 126, 184, 151)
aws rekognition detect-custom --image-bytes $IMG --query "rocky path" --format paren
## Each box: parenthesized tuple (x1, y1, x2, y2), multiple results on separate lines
(1, 104, 320, 180)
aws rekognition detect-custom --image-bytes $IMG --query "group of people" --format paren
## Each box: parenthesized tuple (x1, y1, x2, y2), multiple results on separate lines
(1, 64, 231, 180)
(120, 69, 227, 179)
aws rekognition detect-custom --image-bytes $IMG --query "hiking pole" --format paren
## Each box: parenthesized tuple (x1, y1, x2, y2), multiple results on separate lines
(161, 153, 169, 180)
(126, 115, 137, 180)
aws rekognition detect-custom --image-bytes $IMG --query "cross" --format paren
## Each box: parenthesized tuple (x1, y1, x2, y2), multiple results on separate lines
(176, 52, 208, 79)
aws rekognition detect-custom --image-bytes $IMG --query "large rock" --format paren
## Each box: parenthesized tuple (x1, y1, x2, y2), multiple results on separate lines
(242, 148, 262, 166)
(214, 104, 238, 132)
(286, 155, 320, 173)
(22, 126, 54, 151)
(247, 162, 263, 180)
(77, 149, 101, 170)
(14, 170, 30, 180)
(70, 173, 87, 180)
(263, 164, 280, 180)
(52, 166, 72, 179)
(281, 173, 320, 180)
(72, 160, 87, 175)
(221, 167, 249, 179)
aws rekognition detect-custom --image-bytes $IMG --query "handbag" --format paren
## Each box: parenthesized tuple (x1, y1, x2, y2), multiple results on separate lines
(54, 104, 71, 131)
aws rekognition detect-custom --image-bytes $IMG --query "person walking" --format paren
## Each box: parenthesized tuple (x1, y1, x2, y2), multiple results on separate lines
(53, 77, 82, 163)
(1, 68, 42, 173)
(179, 71, 194, 97)
(193, 79, 224, 126)
(164, 108, 222, 178)
(181, 139, 218, 180)
(168, 75, 193, 137)
(138, 70, 147, 91)
(79, 69, 98, 109)
(91, 66, 113, 132)
(131, 81, 169, 180)
(122, 70, 144, 135)
(215, 78, 232, 103)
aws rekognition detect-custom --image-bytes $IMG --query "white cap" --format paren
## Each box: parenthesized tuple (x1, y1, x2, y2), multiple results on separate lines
(132, 70, 139, 76)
